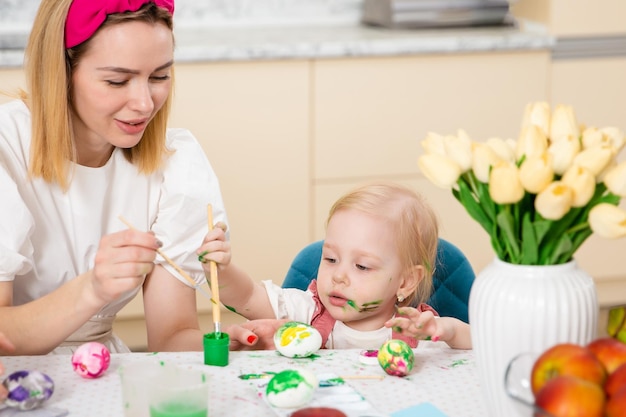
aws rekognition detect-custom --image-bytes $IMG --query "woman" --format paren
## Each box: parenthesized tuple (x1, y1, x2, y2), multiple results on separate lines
(0, 0, 278, 354)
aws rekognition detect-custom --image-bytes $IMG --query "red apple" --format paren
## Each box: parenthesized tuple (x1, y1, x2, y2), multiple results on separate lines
(534, 375, 605, 417)
(605, 385, 626, 417)
(606, 363, 626, 398)
(586, 337, 626, 374)
(531, 343, 607, 395)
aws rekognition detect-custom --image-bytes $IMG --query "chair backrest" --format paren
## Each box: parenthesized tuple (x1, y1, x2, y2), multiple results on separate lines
(281, 238, 475, 323)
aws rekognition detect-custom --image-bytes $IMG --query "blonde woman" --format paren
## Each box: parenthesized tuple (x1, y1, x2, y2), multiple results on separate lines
(0, 0, 279, 355)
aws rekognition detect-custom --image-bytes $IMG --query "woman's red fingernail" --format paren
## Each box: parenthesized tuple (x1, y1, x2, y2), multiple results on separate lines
(247, 335, 257, 344)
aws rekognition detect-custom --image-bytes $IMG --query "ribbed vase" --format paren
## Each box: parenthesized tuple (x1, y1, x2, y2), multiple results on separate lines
(469, 258, 598, 417)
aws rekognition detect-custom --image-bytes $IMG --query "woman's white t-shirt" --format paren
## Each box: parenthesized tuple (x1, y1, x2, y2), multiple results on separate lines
(0, 100, 228, 353)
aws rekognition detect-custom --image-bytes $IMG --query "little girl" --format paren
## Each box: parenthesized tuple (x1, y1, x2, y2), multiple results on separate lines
(198, 182, 471, 350)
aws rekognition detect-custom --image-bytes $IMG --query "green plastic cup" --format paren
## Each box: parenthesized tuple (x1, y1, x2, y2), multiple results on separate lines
(203, 332, 229, 367)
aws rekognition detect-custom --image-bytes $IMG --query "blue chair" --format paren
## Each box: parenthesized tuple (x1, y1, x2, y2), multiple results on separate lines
(281, 238, 475, 323)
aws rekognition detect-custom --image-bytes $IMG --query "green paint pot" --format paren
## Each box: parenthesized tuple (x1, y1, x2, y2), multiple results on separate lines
(203, 332, 229, 367)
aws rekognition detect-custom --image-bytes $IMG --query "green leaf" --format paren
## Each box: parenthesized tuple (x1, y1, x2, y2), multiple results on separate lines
(496, 209, 521, 263)
(455, 180, 493, 232)
(547, 234, 573, 265)
(533, 220, 552, 246)
(520, 213, 538, 264)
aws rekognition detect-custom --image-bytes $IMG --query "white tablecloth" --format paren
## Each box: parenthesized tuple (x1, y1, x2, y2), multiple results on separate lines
(0, 342, 486, 416)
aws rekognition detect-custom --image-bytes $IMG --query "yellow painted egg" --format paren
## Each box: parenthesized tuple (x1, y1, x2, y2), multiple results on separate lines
(377, 339, 415, 377)
(274, 321, 322, 358)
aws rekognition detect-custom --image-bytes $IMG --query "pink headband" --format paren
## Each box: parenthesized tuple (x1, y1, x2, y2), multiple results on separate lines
(65, 0, 175, 48)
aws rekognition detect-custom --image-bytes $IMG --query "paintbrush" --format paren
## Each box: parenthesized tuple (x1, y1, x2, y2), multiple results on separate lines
(117, 215, 213, 301)
(206, 204, 222, 337)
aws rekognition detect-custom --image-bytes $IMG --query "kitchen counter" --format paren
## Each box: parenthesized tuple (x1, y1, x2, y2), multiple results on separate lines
(0, 19, 553, 68)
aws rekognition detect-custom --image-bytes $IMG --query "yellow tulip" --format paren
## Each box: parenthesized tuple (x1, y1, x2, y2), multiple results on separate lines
(472, 143, 503, 183)
(421, 130, 473, 173)
(417, 154, 462, 189)
(521, 102, 551, 138)
(421, 132, 446, 155)
(519, 154, 554, 194)
(581, 126, 625, 155)
(444, 130, 473, 172)
(561, 165, 596, 207)
(588, 203, 626, 239)
(604, 161, 626, 197)
(547, 134, 580, 175)
(601, 127, 625, 154)
(572, 145, 614, 176)
(535, 181, 573, 220)
(550, 104, 580, 142)
(581, 127, 606, 149)
(485, 137, 516, 163)
(489, 162, 524, 204)
(516, 125, 548, 162)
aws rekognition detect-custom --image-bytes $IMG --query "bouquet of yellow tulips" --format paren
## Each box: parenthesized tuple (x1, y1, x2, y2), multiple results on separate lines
(418, 102, 626, 265)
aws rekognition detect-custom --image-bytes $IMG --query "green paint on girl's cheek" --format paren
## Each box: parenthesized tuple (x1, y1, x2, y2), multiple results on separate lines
(224, 305, 237, 313)
(346, 299, 383, 313)
(359, 300, 382, 313)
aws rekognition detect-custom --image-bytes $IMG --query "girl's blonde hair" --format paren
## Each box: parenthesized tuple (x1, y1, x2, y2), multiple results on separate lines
(326, 182, 439, 307)
(25, 0, 174, 191)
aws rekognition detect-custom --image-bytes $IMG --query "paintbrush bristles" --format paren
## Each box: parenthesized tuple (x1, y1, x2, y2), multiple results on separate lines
(207, 205, 221, 325)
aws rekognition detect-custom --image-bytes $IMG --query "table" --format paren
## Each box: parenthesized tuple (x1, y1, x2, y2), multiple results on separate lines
(0, 342, 486, 416)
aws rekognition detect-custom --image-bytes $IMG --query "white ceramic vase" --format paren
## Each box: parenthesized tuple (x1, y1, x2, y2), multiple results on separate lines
(469, 258, 598, 417)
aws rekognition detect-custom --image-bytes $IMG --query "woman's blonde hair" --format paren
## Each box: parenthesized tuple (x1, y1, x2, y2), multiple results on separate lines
(25, 0, 174, 191)
(326, 182, 439, 307)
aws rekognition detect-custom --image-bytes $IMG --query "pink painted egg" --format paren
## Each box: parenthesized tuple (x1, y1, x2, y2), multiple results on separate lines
(377, 339, 415, 377)
(71, 342, 111, 379)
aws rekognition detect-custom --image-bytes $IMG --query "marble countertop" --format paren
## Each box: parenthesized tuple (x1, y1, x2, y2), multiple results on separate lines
(0, 20, 554, 68)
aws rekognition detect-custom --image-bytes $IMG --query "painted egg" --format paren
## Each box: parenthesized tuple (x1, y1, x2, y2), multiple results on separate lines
(377, 339, 415, 377)
(266, 369, 318, 408)
(71, 342, 111, 378)
(274, 321, 322, 358)
(3, 370, 54, 410)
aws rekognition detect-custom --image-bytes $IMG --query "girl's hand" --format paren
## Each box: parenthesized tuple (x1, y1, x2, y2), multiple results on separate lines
(386, 307, 444, 342)
(89, 229, 161, 304)
(196, 222, 231, 271)
(386, 307, 472, 349)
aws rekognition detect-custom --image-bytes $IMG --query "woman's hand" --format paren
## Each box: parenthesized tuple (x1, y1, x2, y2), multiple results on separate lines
(196, 223, 231, 272)
(227, 319, 288, 351)
(89, 229, 162, 305)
